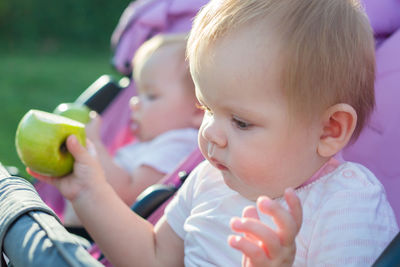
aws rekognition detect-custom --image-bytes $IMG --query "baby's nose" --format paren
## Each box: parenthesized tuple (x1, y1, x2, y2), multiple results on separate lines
(202, 118, 227, 148)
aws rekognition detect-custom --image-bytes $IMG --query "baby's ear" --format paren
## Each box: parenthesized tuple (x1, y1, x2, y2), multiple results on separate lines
(317, 104, 357, 157)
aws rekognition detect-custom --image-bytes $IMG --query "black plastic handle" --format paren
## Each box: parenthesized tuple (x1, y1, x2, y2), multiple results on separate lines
(131, 184, 177, 219)
(75, 75, 128, 114)
(373, 232, 400, 267)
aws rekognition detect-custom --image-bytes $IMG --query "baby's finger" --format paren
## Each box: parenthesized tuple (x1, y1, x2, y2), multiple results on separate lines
(257, 196, 298, 246)
(66, 135, 91, 163)
(284, 188, 302, 231)
(241, 206, 260, 243)
(242, 205, 259, 219)
(229, 235, 271, 266)
(230, 217, 281, 258)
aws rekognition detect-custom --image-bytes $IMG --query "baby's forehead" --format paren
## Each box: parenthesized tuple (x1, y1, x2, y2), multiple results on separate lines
(137, 47, 185, 81)
(145, 44, 184, 67)
(192, 32, 283, 87)
(191, 20, 282, 68)
(136, 45, 194, 93)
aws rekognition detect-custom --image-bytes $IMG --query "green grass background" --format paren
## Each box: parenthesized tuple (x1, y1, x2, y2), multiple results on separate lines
(0, 45, 120, 180)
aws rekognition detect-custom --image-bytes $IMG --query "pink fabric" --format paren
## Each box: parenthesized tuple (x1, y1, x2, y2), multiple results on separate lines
(111, 0, 209, 75)
(362, 0, 400, 39)
(343, 0, 400, 223)
(299, 157, 341, 188)
(33, 182, 65, 221)
(100, 81, 136, 156)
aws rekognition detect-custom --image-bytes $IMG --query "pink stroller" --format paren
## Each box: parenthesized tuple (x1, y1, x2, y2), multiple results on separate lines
(342, 0, 400, 223)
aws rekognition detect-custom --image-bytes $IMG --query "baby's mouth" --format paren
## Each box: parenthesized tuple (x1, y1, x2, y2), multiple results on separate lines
(210, 158, 228, 171)
(207, 143, 228, 171)
(215, 163, 228, 171)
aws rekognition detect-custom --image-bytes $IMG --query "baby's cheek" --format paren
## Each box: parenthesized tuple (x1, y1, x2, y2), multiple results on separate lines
(197, 136, 209, 160)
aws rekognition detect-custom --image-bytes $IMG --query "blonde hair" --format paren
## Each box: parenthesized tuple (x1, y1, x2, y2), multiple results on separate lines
(133, 33, 194, 93)
(187, 0, 375, 139)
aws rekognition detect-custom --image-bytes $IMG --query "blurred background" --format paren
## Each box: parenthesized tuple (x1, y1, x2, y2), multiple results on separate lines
(0, 0, 130, 178)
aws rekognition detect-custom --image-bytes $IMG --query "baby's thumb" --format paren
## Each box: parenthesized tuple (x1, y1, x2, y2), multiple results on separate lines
(66, 135, 89, 163)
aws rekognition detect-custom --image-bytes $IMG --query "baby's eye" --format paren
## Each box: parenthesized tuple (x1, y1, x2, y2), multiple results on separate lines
(232, 117, 251, 129)
(145, 93, 158, 101)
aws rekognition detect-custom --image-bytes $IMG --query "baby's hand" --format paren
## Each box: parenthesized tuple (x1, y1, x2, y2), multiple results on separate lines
(228, 188, 302, 267)
(28, 135, 106, 202)
(85, 113, 102, 144)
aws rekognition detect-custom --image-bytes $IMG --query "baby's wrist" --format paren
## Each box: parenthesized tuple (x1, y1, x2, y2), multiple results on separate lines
(71, 181, 110, 206)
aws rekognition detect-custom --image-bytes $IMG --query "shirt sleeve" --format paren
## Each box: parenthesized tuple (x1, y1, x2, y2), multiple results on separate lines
(164, 161, 205, 239)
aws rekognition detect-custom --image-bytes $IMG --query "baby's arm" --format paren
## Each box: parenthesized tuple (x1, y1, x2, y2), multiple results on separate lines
(63, 199, 82, 226)
(84, 115, 135, 204)
(229, 188, 302, 267)
(86, 115, 165, 206)
(30, 135, 184, 267)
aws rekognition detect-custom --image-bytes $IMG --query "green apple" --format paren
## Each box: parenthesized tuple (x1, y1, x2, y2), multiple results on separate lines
(15, 109, 86, 177)
(53, 102, 92, 124)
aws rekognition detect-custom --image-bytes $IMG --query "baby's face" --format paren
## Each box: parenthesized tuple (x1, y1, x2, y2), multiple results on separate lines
(193, 27, 322, 200)
(130, 46, 198, 141)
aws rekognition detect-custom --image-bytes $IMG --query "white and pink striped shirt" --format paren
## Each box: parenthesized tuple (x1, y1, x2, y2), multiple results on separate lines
(166, 159, 399, 266)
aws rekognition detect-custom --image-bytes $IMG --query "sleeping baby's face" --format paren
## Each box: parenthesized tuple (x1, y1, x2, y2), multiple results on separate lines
(130, 45, 199, 142)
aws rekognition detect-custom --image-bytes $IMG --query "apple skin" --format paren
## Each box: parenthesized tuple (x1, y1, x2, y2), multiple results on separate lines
(15, 109, 86, 177)
(53, 103, 92, 124)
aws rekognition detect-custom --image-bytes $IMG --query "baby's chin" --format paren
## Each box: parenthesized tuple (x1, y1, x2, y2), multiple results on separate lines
(220, 174, 252, 200)
(221, 172, 274, 201)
